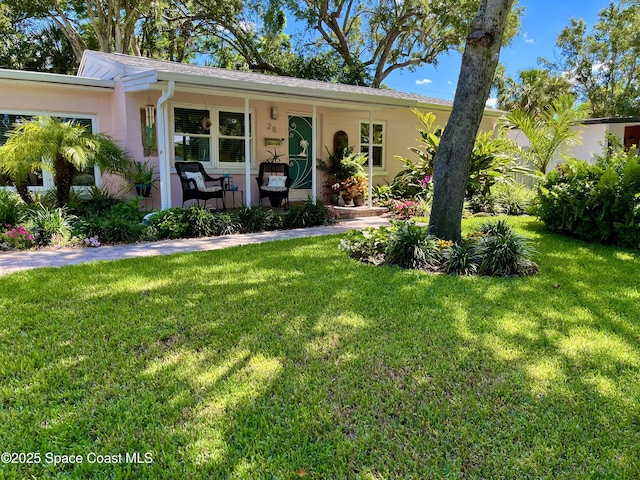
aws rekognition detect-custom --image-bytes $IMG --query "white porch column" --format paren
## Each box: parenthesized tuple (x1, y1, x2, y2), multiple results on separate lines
(368, 109, 374, 208)
(244, 97, 251, 207)
(157, 80, 175, 210)
(311, 104, 317, 203)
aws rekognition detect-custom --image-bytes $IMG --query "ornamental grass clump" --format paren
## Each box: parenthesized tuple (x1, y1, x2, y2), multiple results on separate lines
(386, 221, 441, 270)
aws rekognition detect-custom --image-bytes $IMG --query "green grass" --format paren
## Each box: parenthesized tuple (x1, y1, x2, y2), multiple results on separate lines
(1, 216, 639, 479)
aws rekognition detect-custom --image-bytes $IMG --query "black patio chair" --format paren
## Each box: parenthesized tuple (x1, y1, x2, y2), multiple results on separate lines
(256, 162, 292, 209)
(175, 161, 226, 210)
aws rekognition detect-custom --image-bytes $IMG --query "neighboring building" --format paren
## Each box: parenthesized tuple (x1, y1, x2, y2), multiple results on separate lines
(508, 117, 640, 173)
(0, 50, 503, 208)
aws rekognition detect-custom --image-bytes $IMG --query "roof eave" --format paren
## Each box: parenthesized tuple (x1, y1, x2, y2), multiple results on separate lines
(0, 69, 114, 90)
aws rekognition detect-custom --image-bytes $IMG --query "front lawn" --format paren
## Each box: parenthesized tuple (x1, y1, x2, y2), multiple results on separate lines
(1, 217, 639, 478)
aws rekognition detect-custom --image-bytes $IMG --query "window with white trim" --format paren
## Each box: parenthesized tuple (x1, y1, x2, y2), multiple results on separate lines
(172, 106, 253, 168)
(360, 121, 384, 168)
(0, 113, 97, 190)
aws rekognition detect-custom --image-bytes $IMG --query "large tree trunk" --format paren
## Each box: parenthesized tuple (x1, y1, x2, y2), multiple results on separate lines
(428, 0, 514, 242)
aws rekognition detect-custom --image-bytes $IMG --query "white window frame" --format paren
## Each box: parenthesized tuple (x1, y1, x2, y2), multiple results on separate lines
(359, 120, 385, 169)
(171, 103, 255, 171)
(0, 110, 99, 193)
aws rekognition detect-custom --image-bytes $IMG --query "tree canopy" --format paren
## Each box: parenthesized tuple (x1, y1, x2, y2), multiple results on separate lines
(545, 0, 640, 117)
(1, 0, 522, 87)
(495, 67, 574, 115)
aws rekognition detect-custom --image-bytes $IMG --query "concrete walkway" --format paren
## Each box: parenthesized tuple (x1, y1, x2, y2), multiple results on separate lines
(0, 217, 390, 276)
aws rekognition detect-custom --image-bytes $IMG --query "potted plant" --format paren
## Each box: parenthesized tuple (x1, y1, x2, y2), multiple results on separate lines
(127, 160, 158, 197)
(343, 174, 368, 206)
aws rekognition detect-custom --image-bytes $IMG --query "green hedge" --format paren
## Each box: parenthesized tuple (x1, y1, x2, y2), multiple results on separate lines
(537, 154, 640, 248)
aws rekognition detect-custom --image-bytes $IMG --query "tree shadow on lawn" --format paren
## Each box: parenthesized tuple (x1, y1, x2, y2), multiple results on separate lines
(1, 223, 639, 478)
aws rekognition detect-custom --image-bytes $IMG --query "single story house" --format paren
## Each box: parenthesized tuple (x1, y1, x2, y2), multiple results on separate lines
(1, 50, 504, 209)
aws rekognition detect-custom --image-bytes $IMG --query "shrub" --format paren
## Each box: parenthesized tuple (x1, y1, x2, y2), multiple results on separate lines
(184, 207, 216, 238)
(488, 182, 537, 216)
(27, 204, 75, 246)
(74, 187, 122, 218)
(386, 221, 441, 270)
(0, 190, 24, 229)
(338, 226, 393, 265)
(236, 206, 281, 232)
(147, 208, 189, 240)
(282, 200, 335, 229)
(538, 154, 640, 248)
(73, 197, 146, 244)
(210, 212, 240, 236)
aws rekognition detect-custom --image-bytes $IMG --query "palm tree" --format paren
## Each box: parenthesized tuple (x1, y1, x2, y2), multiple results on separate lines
(503, 94, 588, 174)
(0, 116, 130, 206)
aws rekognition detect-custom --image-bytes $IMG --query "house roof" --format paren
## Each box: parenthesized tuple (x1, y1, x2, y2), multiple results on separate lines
(583, 117, 640, 125)
(78, 51, 487, 113)
(0, 68, 114, 90)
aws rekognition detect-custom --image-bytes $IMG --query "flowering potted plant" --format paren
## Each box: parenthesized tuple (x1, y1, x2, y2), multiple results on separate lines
(322, 176, 342, 205)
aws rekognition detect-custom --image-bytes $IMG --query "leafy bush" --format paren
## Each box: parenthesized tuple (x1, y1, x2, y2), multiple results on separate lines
(210, 212, 240, 236)
(73, 187, 122, 218)
(339, 226, 393, 265)
(73, 197, 146, 244)
(147, 208, 189, 240)
(282, 200, 335, 229)
(0, 190, 24, 229)
(386, 221, 441, 270)
(487, 182, 537, 216)
(184, 207, 216, 238)
(538, 152, 640, 248)
(236, 206, 282, 233)
(27, 204, 75, 246)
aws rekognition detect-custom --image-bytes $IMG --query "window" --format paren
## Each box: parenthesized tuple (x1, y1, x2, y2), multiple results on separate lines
(172, 106, 253, 168)
(218, 111, 251, 164)
(173, 107, 211, 163)
(0, 113, 96, 190)
(360, 121, 384, 168)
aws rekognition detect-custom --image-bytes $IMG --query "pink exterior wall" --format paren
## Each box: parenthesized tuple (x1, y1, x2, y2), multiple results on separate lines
(1, 78, 502, 209)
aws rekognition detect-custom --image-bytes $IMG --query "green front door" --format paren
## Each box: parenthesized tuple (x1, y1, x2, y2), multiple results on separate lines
(288, 116, 313, 189)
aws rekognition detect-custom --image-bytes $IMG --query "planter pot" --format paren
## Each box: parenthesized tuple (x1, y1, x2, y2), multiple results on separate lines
(353, 195, 365, 207)
(135, 183, 152, 197)
(341, 194, 353, 206)
(329, 193, 340, 206)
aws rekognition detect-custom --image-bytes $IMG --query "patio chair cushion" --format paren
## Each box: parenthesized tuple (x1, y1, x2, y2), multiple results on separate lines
(184, 171, 206, 190)
(267, 175, 287, 188)
(260, 185, 288, 192)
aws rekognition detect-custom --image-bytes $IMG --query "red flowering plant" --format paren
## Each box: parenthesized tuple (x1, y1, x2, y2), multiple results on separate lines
(322, 177, 342, 194)
(1, 224, 34, 249)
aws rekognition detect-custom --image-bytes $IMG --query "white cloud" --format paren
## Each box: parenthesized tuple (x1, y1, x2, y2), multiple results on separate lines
(486, 97, 498, 109)
(415, 78, 433, 85)
(523, 32, 534, 44)
(448, 80, 453, 85)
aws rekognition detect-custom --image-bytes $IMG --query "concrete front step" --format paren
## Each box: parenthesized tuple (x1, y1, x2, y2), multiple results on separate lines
(333, 206, 388, 218)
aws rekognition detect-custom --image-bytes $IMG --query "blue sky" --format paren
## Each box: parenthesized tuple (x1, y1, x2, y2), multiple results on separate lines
(384, 0, 605, 101)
